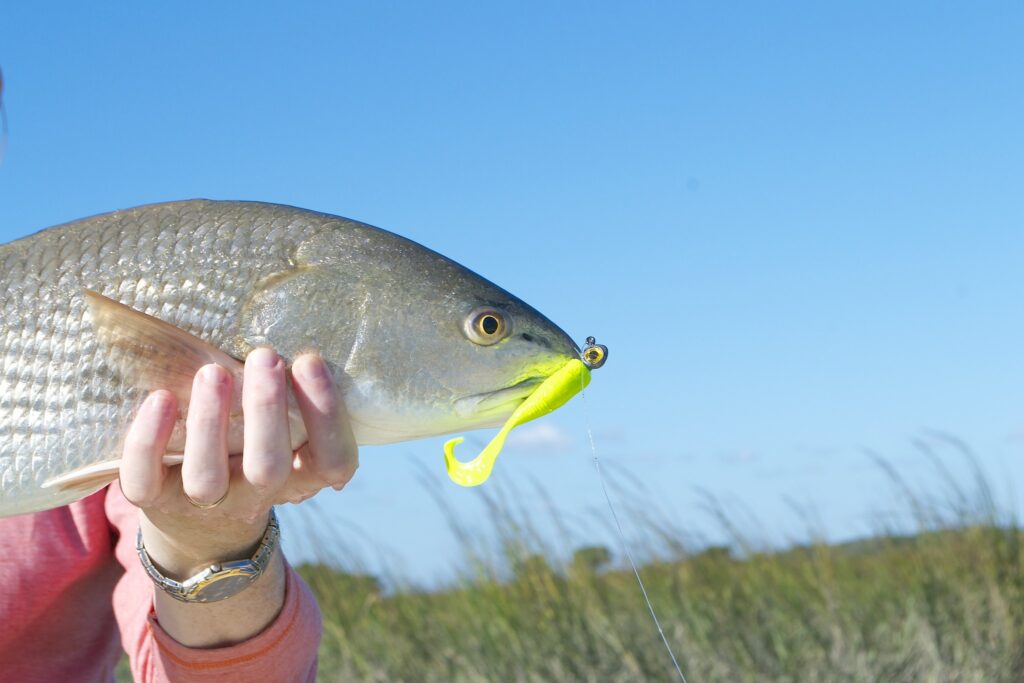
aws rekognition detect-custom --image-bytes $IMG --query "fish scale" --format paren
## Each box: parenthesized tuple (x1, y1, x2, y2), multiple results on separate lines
(0, 200, 584, 517)
(0, 202, 319, 515)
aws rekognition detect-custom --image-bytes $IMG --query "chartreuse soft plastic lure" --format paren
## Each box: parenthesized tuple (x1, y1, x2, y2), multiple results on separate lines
(444, 357, 592, 487)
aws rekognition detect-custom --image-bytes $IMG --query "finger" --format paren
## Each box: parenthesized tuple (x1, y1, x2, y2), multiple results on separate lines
(120, 390, 178, 507)
(291, 354, 358, 490)
(181, 364, 232, 505)
(274, 445, 327, 505)
(241, 348, 292, 494)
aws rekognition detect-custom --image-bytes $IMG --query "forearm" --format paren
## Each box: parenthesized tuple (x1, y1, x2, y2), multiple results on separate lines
(139, 511, 286, 648)
(109, 486, 322, 683)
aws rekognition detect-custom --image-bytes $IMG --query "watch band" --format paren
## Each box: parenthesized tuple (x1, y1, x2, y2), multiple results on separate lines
(136, 508, 280, 603)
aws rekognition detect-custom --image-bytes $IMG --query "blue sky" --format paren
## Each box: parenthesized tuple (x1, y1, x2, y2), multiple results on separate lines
(2, 3, 1023, 583)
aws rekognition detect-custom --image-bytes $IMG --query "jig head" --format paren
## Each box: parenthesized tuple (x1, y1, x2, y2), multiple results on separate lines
(582, 336, 608, 369)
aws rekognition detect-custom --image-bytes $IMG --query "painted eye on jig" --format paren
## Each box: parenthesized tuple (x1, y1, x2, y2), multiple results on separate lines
(582, 336, 608, 369)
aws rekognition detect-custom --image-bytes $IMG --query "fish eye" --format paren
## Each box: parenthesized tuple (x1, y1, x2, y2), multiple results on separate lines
(465, 308, 511, 346)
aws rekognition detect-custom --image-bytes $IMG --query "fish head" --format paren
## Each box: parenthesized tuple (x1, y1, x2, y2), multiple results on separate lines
(241, 218, 589, 444)
(342, 255, 586, 443)
(424, 295, 583, 427)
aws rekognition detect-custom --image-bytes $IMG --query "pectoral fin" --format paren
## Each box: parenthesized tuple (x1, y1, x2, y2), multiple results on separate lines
(84, 289, 309, 455)
(83, 289, 244, 405)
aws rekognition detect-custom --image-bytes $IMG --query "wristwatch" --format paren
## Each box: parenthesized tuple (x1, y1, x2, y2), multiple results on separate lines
(136, 508, 281, 603)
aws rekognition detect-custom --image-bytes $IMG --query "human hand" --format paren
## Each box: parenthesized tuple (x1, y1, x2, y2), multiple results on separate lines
(119, 348, 358, 580)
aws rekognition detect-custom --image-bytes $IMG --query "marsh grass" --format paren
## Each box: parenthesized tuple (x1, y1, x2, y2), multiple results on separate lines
(299, 448, 1024, 683)
(117, 447, 1024, 682)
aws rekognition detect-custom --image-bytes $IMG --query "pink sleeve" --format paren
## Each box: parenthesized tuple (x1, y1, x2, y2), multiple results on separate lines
(105, 487, 323, 682)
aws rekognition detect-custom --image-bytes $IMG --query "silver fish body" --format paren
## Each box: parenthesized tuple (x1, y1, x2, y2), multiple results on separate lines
(0, 200, 580, 517)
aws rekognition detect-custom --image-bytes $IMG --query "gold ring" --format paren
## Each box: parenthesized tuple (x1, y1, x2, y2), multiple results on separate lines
(184, 490, 228, 510)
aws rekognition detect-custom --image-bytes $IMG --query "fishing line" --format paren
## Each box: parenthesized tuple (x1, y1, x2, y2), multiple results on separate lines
(0, 66, 7, 164)
(0, 94, 7, 163)
(0, 105, 7, 157)
(580, 384, 688, 683)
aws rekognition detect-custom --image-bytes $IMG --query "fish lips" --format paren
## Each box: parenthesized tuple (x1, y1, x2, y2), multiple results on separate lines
(452, 377, 546, 419)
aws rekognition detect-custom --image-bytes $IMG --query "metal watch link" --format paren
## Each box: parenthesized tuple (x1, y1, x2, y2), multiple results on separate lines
(136, 508, 280, 603)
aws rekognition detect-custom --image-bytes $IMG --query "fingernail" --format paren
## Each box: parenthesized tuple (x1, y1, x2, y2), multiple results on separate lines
(248, 347, 279, 368)
(201, 364, 228, 385)
(147, 390, 174, 414)
(297, 355, 329, 382)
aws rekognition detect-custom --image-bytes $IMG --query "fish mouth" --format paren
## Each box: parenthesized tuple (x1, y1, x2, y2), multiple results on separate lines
(452, 377, 546, 419)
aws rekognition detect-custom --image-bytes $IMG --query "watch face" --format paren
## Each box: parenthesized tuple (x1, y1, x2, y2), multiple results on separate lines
(187, 562, 261, 603)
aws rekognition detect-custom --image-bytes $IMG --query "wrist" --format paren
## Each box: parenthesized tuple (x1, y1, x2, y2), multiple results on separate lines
(150, 549, 288, 648)
(137, 508, 280, 604)
(139, 510, 270, 579)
